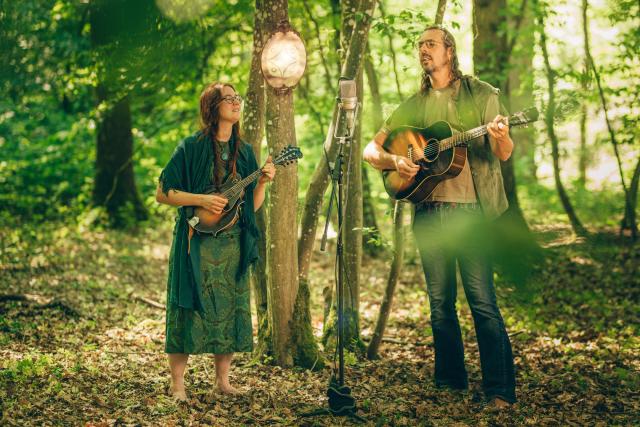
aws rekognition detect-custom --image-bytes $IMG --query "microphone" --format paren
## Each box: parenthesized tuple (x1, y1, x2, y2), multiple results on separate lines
(336, 78, 358, 139)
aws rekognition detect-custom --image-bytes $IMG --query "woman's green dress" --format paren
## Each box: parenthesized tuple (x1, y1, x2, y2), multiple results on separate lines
(164, 141, 253, 354)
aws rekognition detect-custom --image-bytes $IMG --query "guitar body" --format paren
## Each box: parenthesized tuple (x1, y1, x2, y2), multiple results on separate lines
(382, 121, 467, 203)
(192, 175, 245, 236)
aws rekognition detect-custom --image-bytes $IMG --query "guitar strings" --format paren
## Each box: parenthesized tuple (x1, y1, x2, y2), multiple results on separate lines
(420, 117, 526, 158)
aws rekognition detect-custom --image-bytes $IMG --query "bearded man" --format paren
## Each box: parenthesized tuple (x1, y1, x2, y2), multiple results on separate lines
(363, 25, 517, 408)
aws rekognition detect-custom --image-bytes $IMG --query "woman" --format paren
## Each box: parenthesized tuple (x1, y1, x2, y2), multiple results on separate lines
(156, 82, 275, 400)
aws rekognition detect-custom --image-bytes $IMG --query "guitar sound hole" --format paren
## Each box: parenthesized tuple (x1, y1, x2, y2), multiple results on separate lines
(423, 139, 440, 162)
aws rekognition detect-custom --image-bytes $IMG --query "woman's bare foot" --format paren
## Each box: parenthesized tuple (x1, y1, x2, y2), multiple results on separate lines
(169, 381, 188, 402)
(216, 379, 242, 395)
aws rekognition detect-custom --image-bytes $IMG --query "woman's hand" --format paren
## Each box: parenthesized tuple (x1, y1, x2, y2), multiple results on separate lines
(258, 156, 276, 184)
(199, 193, 228, 214)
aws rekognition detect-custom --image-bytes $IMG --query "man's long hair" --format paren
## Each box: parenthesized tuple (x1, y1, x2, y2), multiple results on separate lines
(420, 25, 463, 94)
(199, 82, 241, 187)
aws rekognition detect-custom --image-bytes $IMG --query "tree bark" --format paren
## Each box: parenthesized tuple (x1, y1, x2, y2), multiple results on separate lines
(537, 4, 588, 237)
(263, 0, 300, 367)
(435, 0, 448, 24)
(473, 0, 530, 230)
(508, 1, 537, 183)
(297, 0, 376, 288)
(302, 0, 335, 93)
(90, 0, 147, 227)
(377, 0, 404, 101)
(361, 45, 384, 257)
(316, 0, 376, 353)
(622, 157, 640, 237)
(340, 65, 365, 351)
(243, 0, 271, 359)
(330, 0, 342, 74)
(581, 0, 637, 239)
(366, 201, 405, 359)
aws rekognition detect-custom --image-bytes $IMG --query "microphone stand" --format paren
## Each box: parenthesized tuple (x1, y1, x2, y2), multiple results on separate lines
(302, 102, 365, 423)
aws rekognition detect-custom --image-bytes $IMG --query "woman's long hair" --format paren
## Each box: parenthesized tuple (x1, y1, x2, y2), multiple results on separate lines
(420, 25, 464, 94)
(199, 82, 241, 188)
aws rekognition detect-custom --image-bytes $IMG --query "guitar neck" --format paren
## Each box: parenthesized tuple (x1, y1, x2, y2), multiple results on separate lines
(438, 115, 528, 151)
(438, 124, 490, 151)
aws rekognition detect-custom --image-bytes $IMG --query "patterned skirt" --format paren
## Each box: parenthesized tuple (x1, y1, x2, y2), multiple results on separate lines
(164, 226, 253, 354)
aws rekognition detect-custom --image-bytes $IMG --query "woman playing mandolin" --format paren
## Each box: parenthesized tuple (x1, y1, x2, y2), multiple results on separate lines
(155, 82, 275, 400)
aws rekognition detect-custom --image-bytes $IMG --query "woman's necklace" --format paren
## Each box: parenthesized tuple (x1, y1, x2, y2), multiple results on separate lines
(216, 139, 230, 161)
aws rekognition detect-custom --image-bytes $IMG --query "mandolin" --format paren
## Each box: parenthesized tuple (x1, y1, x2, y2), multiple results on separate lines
(188, 145, 302, 236)
(381, 107, 539, 204)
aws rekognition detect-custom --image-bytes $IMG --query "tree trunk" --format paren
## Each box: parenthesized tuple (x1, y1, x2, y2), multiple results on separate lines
(341, 65, 365, 351)
(297, 0, 376, 289)
(330, 0, 342, 74)
(361, 44, 384, 257)
(318, 0, 376, 353)
(90, 0, 147, 227)
(578, 0, 589, 189)
(537, 4, 588, 237)
(473, 0, 530, 230)
(243, 0, 271, 359)
(377, 0, 404, 101)
(622, 157, 640, 237)
(578, 104, 588, 188)
(263, 0, 300, 367)
(366, 201, 405, 359)
(435, 0, 448, 24)
(302, 0, 335, 93)
(508, 2, 537, 183)
(581, 0, 637, 239)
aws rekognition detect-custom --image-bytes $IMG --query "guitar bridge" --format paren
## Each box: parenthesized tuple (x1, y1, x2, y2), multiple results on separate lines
(408, 145, 413, 162)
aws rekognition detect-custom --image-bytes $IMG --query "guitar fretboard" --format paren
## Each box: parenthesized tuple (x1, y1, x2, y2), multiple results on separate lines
(438, 124, 489, 151)
(431, 116, 529, 155)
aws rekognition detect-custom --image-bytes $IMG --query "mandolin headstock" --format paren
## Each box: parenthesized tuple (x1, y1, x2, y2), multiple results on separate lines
(273, 145, 303, 166)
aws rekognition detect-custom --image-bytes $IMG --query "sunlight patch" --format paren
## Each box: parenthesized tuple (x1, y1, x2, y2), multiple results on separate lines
(155, 0, 215, 23)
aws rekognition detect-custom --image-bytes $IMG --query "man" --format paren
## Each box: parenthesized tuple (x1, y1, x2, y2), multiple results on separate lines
(363, 25, 516, 408)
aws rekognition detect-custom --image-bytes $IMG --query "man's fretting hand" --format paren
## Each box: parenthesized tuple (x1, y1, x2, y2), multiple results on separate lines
(487, 115, 510, 142)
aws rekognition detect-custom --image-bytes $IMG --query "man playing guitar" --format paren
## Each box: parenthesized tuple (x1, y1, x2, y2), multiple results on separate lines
(363, 25, 517, 409)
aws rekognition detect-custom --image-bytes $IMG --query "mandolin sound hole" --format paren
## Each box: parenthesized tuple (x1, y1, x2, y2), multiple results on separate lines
(423, 139, 440, 162)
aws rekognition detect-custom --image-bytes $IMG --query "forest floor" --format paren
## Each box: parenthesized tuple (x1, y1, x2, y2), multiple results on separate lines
(0, 218, 638, 426)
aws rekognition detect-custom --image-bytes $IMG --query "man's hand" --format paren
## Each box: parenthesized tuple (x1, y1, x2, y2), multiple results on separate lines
(487, 115, 510, 142)
(199, 194, 228, 214)
(394, 155, 420, 180)
(258, 155, 276, 184)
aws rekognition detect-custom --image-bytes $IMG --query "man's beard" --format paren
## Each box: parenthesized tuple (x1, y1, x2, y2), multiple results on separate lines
(422, 56, 450, 75)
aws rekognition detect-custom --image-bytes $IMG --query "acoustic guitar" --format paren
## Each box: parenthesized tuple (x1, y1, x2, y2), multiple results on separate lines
(188, 145, 302, 236)
(382, 107, 539, 204)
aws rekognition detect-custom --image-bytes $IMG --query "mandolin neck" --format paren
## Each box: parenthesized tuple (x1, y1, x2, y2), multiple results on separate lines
(221, 168, 263, 198)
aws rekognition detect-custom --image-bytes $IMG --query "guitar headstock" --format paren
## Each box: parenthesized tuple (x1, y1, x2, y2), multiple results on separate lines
(509, 107, 540, 128)
(273, 145, 303, 166)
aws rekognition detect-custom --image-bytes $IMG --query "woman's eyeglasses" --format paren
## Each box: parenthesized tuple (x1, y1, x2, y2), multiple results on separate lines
(219, 95, 243, 105)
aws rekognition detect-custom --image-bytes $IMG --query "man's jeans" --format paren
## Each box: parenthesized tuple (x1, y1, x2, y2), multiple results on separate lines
(413, 202, 516, 403)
